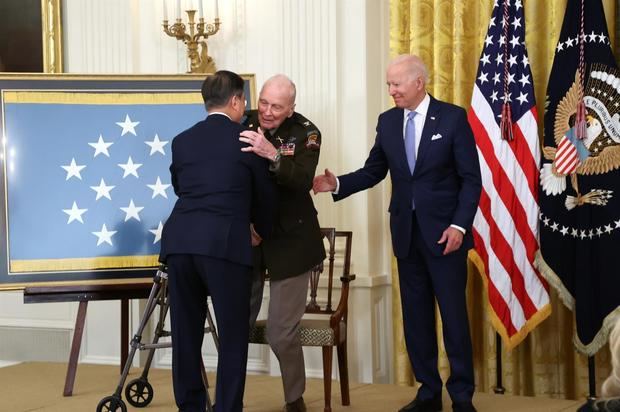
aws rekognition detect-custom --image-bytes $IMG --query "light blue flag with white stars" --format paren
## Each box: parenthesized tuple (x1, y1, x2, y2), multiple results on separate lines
(4, 91, 205, 272)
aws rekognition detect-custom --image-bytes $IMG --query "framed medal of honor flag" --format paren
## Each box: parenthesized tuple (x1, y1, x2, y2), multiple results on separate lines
(0, 74, 256, 289)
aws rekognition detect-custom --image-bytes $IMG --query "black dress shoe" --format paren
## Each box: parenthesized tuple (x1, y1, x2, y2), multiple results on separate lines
(284, 396, 307, 412)
(452, 401, 477, 412)
(398, 395, 442, 412)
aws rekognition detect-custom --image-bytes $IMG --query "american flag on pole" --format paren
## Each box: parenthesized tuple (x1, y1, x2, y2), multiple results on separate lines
(467, 0, 551, 349)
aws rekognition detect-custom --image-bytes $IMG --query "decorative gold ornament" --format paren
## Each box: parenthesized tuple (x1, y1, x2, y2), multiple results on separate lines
(162, 3, 220, 74)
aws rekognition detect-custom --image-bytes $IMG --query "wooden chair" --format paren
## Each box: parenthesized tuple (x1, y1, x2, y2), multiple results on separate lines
(249, 228, 355, 412)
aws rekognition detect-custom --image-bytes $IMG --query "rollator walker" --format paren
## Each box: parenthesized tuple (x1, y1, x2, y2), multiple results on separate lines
(97, 264, 219, 412)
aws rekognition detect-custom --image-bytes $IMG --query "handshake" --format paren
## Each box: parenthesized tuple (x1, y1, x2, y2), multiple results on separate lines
(311, 168, 337, 194)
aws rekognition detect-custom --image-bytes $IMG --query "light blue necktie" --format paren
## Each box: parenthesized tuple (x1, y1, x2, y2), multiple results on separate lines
(405, 111, 417, 174)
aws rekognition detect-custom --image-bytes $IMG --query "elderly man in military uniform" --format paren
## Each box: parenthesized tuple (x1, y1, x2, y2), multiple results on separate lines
(239, 74, 325, 412)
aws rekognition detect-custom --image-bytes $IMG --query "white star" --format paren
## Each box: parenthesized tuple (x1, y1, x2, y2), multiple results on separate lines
(556, 41, 564, 53)
(580, 230, 587, 240)
(149, 221, 164, 244)
(565, 37, 574, 47)
(509, 36, 521, 48)
(571, 228, 579, 238)
(116, 114, 140, 136)
(599, 33, 607, 43)
(615, 219, 620, 228)
(144, 134, 169, 156)
(90, 178, 115, 201)
(490, 90, 499, 103)
(62, 201, 87, 224)
(118, 156, 143, 178)
(499, 35, 506, 46)
(515, 0, 523, 10)
(489, 16, 496, 27)
(484, 35, 494, 47)
(120, 199, 144, 222)
(543, 217, 550, 226)
(480, 53, 491, 66)
(493, 72, 501, 84)
(560, 226, 569, 236)
(92, 223, 117, 246)
(604, 224, 613, 233)
(518, 74, 530, 87)
(61, 158, 86, 180)
(495, 53, 504, 66)
(596, 227, 603, 237)
(501, 92, 512, 103)
(516, 92, 528, 105)
(88, 135, 114, 157)
(588, 229, 594, 239)
(588, 31, 598, 42)
(508, 54, 518, 67)
(522, 55, 529, 68)
(147, 177, 171, 199)
(550, 222, 559, 232)
(478, 72, 489, 84)
(507, 72, 516, 85)
(511, 17, 522, 29)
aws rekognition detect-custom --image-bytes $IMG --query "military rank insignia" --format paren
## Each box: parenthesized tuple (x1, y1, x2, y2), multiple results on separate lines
(306, 133, 320, 150)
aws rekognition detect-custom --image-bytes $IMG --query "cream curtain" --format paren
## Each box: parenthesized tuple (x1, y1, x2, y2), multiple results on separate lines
(389, 0, 616, 399)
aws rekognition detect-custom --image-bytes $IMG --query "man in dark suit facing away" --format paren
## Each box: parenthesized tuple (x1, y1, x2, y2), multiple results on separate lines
(313, 55, 481, 412)
(160, 70, 276, 412)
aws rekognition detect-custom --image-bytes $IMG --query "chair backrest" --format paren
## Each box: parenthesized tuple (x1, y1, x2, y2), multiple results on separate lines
(305, 228, 353, 316)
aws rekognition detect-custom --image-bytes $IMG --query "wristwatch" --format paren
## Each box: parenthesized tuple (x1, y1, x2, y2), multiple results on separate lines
(271, 149, 281, 163)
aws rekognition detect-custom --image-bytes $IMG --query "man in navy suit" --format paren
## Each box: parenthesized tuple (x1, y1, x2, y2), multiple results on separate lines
(313, 55, 481, 412)
(160, 70, 276, 412)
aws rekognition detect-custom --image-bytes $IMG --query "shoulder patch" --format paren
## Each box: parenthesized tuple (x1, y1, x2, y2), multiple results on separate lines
(306, 132, 320, 150)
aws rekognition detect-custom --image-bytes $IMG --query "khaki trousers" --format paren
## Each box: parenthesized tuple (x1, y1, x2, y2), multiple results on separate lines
(250, 270, 310, 403)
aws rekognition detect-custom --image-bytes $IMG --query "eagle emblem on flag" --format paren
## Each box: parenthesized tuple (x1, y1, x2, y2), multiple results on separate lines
(540, 64, 618, 210)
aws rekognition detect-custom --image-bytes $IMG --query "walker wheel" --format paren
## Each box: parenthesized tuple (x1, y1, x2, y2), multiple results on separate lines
(125, 377, 154, 407)
(97, 395, 127, 412)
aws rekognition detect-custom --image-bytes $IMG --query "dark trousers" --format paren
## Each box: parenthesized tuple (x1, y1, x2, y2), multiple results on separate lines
(396, 213, 474, 403)
(167, 254, 251, 412)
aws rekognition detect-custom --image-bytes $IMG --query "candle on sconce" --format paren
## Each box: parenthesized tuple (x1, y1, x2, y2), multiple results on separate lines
(215, 0, 219, 19)
(176, 0, 181, 19)
(198, 0, 204, 18)
(163, 0, 168, 20)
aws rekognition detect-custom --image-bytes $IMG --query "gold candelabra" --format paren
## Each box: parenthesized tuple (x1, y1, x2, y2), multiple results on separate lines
(163, 8, 221, 73)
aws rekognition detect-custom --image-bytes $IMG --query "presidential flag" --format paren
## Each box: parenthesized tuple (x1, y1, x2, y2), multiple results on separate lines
(468, 0, 550, 349)
(4, 90, 205, 273)
(537, 0, 620, 355)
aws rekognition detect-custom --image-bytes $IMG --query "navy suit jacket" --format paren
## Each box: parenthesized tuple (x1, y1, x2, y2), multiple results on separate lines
(160, 114, 276, 267)
(335, 96, 481, 258)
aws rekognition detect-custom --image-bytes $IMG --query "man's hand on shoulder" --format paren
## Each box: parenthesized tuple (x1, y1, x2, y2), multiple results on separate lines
(437, 226, 463, 255)
(240, 127, 278, 161)
(312, 168, 337, 194)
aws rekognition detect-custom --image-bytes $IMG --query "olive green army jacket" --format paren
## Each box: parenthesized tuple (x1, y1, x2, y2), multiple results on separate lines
(244, 110, 326, 281)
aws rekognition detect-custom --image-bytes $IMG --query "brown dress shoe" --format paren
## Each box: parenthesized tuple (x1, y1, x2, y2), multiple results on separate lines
(284, 397, 307, 412)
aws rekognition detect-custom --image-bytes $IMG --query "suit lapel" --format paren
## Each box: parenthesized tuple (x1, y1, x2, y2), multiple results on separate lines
(414, 97, 440, 175)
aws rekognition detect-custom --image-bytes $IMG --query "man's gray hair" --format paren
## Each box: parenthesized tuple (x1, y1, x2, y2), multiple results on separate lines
(261, 74, 297, 104)
(390, 54, 430, 84)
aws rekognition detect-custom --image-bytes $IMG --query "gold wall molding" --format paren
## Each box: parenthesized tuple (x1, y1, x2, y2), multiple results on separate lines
(41, 0, 63, 73)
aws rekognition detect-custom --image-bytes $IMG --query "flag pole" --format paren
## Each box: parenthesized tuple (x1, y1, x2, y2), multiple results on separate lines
(494, 332, 505, 394)
(587, 356, 597, 400)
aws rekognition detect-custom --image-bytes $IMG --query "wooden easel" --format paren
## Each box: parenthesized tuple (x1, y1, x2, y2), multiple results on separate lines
(23, 283, 152, 396)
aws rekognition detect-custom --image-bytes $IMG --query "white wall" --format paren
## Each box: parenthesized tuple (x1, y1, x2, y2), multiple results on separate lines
(0, 0, 395, 385)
